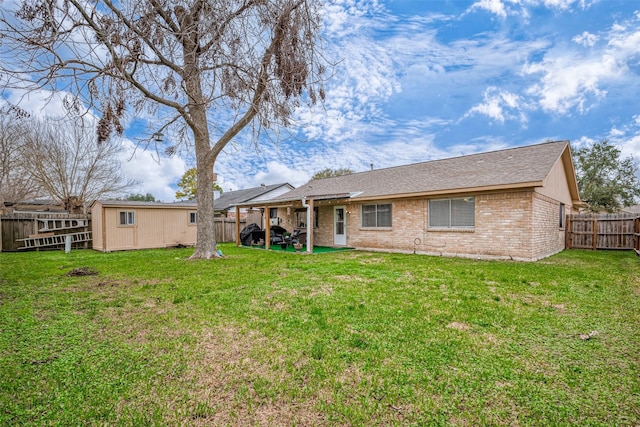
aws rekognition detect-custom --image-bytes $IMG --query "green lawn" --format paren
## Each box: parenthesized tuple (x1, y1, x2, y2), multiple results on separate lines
(1, 246, 638, 426)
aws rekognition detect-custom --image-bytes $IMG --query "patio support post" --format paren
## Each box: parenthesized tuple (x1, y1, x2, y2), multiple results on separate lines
(306, 198, 314, 253)
(264, 205, 271, 250)
(235, 206, 241, 246)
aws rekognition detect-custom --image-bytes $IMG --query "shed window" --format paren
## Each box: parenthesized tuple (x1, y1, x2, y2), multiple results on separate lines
(428, 197, 474, 229)
(361, 203, 392, 228)
(119, 211, 135, 226)
(189, 212, 197, 224)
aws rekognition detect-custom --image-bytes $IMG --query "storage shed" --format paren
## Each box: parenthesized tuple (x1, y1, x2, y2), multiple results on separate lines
(91, 200, 198, 252)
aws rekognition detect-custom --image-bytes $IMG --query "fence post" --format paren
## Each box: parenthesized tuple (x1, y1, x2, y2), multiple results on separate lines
(635, 216, 640, 253)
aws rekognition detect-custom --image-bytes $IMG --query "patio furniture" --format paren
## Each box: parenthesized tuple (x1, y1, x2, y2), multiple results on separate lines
(267, 225, 288, 245)
(291, 229, 307, 246)
(240, 223, 263, 246)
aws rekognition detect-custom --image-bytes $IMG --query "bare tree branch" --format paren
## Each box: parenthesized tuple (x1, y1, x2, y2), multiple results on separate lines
(1, 0, 327, 258)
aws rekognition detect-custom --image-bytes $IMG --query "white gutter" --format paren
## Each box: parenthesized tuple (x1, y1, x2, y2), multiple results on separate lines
(301, 197, 312, 253)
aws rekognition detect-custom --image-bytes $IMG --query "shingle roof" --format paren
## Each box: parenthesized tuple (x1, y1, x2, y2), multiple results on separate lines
(274, 141, 573, 202)
(94, 200, 197, 208)
(214, 183, 293, 211)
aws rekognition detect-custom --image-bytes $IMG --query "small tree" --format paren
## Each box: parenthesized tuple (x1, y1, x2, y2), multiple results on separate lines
(175, 167, 222, 201)
(0, 107, 43, 206)
(310, 168, 353, 181)
(19, 117, 137, 211)
(573, 139, 640, 212)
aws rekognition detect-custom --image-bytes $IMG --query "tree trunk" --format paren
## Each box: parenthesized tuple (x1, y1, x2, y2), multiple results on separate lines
(191, 156, 218, 259)
(190, 106, 219, 259)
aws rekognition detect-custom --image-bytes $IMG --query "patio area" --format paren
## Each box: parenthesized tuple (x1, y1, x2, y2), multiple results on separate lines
(241, 244, 354, 254)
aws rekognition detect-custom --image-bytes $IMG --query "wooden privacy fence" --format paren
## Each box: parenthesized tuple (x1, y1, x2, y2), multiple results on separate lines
(566, 213, 640, 251)
(215, 211, 262, 244)
(1, 212, 91, 252)
(214, 217, 247, 244)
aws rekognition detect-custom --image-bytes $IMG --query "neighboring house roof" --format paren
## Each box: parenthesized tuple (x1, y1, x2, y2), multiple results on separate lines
(267, 140, 580, 203)
(3, 199, 67, 212)
(214, 183, 294, 211)
(91, 200, 197, 209)
(622, 204, 640, 214)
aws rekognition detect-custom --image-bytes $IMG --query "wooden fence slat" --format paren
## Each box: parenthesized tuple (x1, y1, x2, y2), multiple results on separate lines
(1, 212, 91, 252)
(567, 213, 639, 251)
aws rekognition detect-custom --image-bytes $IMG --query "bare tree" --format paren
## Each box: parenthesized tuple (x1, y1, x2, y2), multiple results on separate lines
(0, 0, 326, 258)
(16, 117, 137, 212)
(0, 107, 43, 207)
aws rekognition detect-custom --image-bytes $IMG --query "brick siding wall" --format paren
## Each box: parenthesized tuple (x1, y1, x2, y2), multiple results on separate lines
(286, 190, 564, 261)
(356, 192, 537, 260)
(531, 193, 565, 260)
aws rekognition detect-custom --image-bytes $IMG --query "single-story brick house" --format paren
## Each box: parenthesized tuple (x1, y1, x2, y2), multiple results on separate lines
(235, 140, 581, 261)
(91, 200, 198, 252)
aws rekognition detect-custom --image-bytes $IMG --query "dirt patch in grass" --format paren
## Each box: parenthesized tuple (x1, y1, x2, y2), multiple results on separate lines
(182, 325, 330, 426)
(65, 267, 98, 277)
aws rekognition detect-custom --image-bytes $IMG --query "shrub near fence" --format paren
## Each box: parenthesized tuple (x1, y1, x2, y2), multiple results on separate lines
(566, 213, 640, 251)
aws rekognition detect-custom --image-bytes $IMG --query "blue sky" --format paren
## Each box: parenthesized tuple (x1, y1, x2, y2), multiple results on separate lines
(206, 0, 640, 201)
(4, 0, 640, 201)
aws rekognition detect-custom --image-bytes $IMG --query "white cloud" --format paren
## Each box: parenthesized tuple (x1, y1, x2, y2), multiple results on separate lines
(465, 87, 527, 124)
(118, 139, 187, 202)
(618, 134, 640, 164)
(248, 161, 310, 188)
(467, 0, 593, 18)
(607, 23, 640, 59)
(605, 115, 640, 162)
(296, 2, 401, 145)
(524, 54, 614, 113)
(573, 31, 599, 47)
(4, 89, 81, 119)
(524, 15, 640, 114)
(469, 0, 508, 18)
(538, 0, 588, 10)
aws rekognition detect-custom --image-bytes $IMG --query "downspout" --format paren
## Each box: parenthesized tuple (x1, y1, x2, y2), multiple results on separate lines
(301, 197, 311, 253)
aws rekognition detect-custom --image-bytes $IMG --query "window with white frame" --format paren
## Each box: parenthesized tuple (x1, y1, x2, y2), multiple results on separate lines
(119, 211, 135, 226)
(361, 203, 392, 228)
(559, 203, 565, 228)
(189, 212, 197, 224)
(428, 197, 475, 229)
(294, 207, 319, 228)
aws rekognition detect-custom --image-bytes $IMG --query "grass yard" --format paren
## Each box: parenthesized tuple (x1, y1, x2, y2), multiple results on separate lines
(1, 246, 638, 426)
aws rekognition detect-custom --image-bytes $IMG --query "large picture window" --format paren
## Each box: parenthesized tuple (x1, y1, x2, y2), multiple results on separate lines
(428, 197, 474, 229)
(119, 211, 135, 226)
(361, 203, 392, 228)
